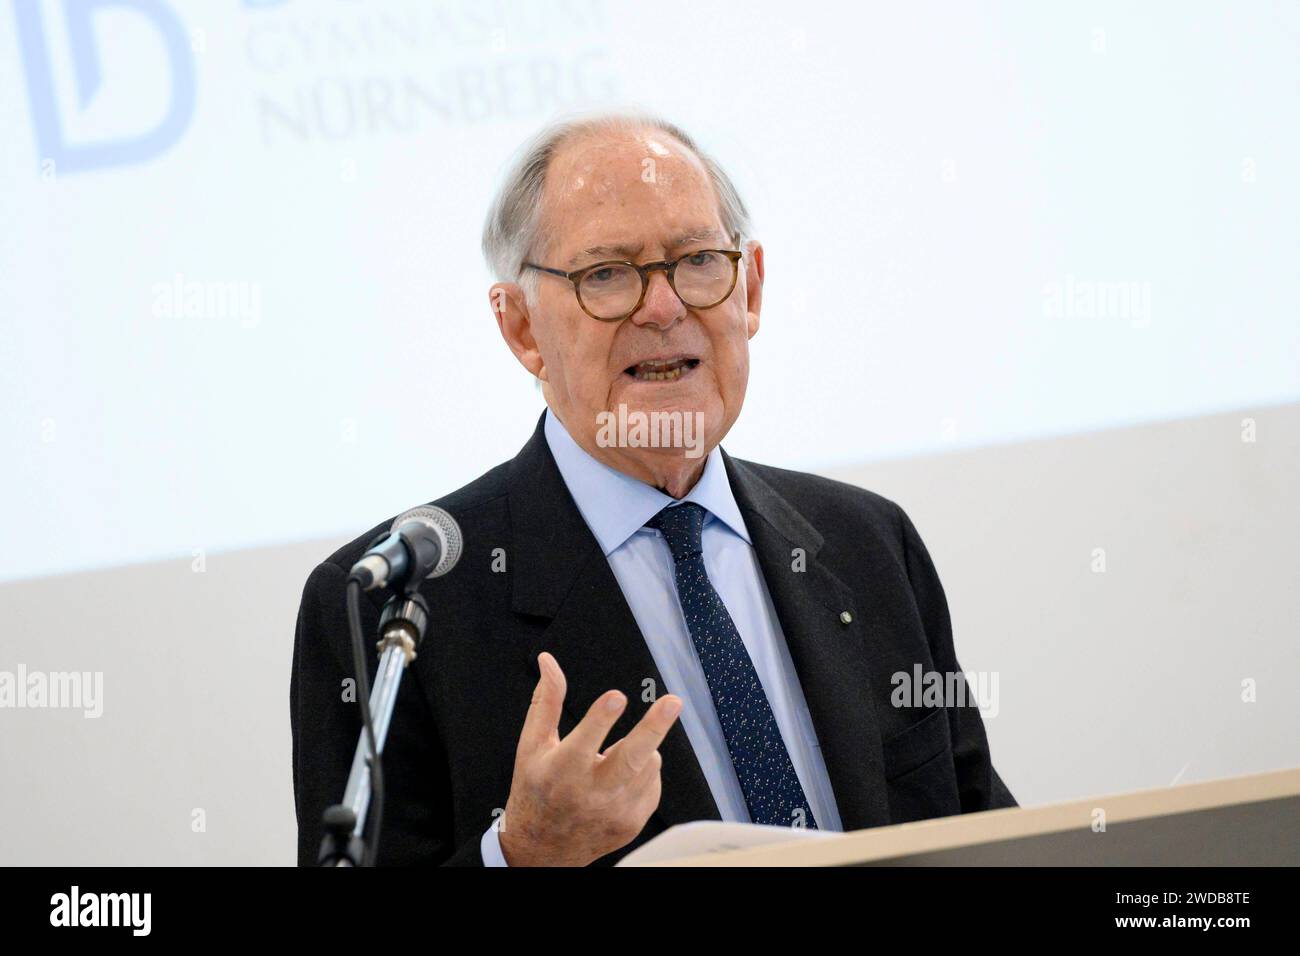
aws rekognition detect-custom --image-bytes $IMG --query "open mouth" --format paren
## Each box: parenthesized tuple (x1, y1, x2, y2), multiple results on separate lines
(624, 357, 700, 382)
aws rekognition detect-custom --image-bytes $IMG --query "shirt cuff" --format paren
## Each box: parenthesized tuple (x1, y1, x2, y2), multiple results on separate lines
(480, 820, 509, 867)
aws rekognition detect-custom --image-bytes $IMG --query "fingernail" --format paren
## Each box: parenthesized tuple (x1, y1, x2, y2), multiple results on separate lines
(662, 696, 682, 720)
(606, 692, 625, 712)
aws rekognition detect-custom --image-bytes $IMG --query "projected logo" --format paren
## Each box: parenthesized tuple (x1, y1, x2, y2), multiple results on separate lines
(12, 0, 196, 175)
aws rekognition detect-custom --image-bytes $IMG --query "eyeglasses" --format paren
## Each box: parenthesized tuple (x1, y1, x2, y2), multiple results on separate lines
(522, 247, 744, 322)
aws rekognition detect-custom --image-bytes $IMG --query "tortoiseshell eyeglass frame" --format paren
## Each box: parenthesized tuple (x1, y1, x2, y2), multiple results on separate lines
(522, 241, 744, 322)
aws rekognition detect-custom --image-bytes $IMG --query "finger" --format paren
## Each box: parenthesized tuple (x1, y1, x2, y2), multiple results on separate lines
(596, 694, 681, 787)
(516, 652, 566, 755)
(608, 750, 663, 826)
(624, 750, 664, 816)
(560, 688, 628, 758)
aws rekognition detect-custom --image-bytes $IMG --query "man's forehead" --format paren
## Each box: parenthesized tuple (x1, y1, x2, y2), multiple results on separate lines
(549, 127, 705, 181)
(541, 130, 723, 264)
(544, 132, 715, 218)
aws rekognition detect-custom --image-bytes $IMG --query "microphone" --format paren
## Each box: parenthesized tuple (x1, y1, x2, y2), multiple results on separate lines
(348, 505, 463, 592)
(324, 505, 464, 866)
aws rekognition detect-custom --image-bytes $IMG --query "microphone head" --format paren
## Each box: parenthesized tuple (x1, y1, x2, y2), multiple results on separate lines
(391, 505, 462, 579)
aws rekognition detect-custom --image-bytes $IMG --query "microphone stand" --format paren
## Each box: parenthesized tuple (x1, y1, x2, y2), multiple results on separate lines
(317, 589, 430, 867)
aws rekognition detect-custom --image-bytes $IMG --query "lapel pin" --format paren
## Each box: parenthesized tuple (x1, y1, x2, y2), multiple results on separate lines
(839, 611, 853, 625)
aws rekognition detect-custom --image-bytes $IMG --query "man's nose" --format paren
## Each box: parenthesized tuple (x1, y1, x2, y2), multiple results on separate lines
(628, 270, 686, 330)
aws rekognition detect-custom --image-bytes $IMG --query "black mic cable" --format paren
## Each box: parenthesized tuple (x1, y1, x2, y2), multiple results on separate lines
(345, 578, 384, 867)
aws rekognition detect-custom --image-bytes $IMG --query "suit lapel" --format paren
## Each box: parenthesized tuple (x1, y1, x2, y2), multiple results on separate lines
(722, 451, 892, 832)
(507, 415, 720, 831)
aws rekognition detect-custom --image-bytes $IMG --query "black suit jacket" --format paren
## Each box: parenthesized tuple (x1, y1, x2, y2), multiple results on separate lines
(291, 412, 1016, 865)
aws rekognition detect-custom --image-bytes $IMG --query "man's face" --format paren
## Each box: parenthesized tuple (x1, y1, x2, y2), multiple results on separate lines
(492, 128, 763, 489)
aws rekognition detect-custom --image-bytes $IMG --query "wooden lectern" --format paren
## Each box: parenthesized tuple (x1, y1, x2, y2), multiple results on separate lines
(640, 766, 1300, 866)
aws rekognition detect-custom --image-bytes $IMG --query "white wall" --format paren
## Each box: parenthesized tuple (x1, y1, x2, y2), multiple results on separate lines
(6, 0, 1299, 582)
(2, 401, 1295, 864)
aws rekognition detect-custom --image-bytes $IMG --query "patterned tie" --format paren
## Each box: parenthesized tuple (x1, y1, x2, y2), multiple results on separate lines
(647, 502, 817, 829)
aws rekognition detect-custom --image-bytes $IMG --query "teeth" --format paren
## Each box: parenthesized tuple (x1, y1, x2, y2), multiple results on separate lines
(631, 358, 692, 381)
(636, 365, 685, 381)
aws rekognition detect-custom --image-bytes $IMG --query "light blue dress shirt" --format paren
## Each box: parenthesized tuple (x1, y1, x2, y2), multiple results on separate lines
(480, 409, 842, 865)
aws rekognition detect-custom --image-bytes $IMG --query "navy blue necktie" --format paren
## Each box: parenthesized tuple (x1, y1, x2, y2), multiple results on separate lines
(647, 502, 817, 829)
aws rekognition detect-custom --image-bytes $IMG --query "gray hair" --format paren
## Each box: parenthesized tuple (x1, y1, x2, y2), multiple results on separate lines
(481, 111, 752, 299)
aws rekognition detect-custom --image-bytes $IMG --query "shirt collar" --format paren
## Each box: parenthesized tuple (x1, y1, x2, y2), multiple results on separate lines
(543, 407, 751, 556)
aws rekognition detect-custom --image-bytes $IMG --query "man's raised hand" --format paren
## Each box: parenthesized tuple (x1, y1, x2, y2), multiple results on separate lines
(498, 651, 682, 866)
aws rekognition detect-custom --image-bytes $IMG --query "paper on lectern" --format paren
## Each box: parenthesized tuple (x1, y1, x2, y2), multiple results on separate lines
(616, 820, 834, 866)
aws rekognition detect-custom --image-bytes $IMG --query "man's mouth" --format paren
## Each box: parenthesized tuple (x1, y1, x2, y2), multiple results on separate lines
(623, 357, 700, 382)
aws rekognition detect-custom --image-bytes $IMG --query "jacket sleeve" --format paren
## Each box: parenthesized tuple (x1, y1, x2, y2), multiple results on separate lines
(290, 560, 484, 865)
(895, 504, 1018, 812)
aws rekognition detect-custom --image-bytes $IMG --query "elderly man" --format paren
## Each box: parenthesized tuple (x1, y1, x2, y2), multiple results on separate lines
(291, 112, 1015, 867)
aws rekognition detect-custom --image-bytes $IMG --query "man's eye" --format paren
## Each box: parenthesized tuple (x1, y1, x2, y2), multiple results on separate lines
(686, 252, 713, 267)
(588, 267, 616, 283)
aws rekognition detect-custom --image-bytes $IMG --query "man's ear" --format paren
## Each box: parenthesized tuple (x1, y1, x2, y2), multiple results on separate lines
(489, 282, 545, 379)
(743, 240, 764, 339)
